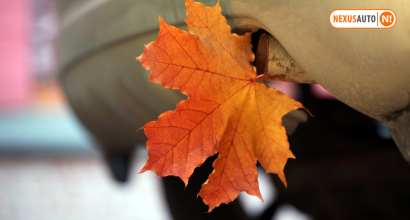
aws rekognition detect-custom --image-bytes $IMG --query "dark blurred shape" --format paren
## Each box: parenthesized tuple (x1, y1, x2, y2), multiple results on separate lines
(106, 150, 133, 183)
(264, 84, 410, 220)
(162, 154, 249, 220)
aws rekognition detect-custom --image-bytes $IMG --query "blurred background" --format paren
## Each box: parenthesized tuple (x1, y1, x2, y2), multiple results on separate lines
(0, 1, 172, 220)
(1, 0, 410, 220)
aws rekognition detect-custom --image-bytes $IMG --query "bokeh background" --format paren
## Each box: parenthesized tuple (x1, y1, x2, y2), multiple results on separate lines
(1, 0, 408, 220)
(0, 1, 172, 220)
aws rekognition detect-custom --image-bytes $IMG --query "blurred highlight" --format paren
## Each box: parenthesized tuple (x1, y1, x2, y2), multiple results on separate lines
(0, 0, 32, 109)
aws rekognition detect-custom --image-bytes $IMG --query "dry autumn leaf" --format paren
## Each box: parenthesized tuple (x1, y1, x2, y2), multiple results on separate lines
(136, 0, 305, 212)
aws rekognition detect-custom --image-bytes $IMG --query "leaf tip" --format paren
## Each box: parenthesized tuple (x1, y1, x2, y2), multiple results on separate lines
(135, 125, 145, 134)
(138, 166, 148, 174)
(289, 151, 296, 159)
(256, 193, 264, 202)
(249, 188, 264, 202)
(303, 107, 314, 117)
(278, 172, 288, 188)
(182, 178, 189, 188)
(135, 55, 141, 62)
(206, 206, 216, 213)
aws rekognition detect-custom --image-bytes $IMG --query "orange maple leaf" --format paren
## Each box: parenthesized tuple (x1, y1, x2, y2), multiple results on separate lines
(136, 0, 305, 211)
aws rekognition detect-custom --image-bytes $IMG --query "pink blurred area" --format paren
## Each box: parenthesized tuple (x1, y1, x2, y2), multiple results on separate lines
(266, 81, 302, 100)
(0, 0, 32, 110)
(310, 84, 337, 100)
(266, 81, 337, 101)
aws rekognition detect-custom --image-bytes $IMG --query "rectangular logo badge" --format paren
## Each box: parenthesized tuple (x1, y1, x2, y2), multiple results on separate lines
(330, 9, 396, 29)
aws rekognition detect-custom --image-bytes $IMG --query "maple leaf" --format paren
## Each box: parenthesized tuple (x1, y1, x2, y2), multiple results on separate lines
(136, 0, 305, 211)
